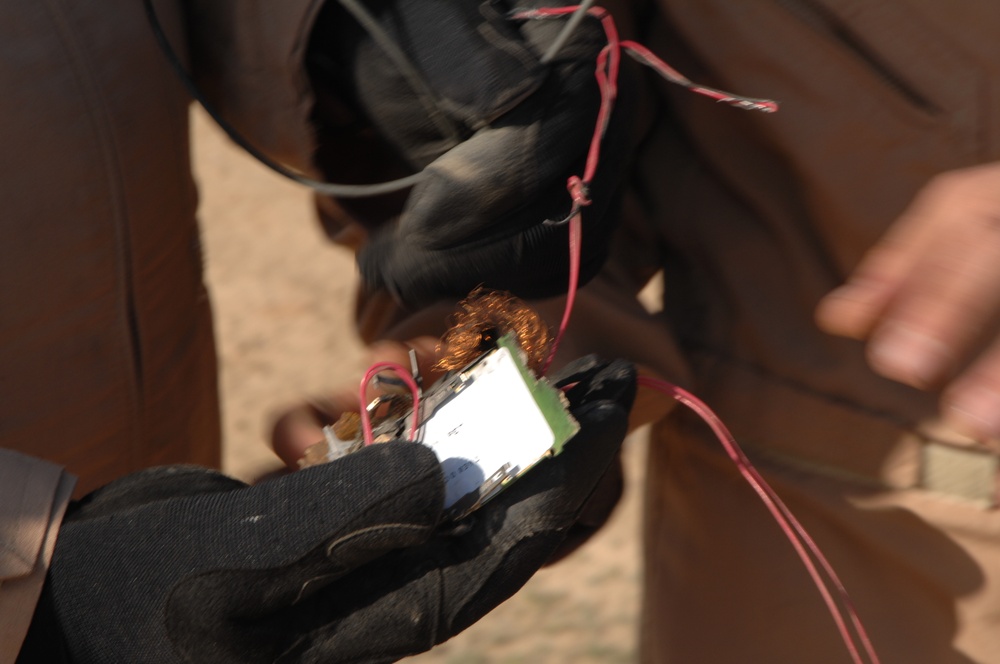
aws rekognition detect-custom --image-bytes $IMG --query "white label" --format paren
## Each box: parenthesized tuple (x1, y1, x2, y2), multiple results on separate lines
(417, 346, 559, 510)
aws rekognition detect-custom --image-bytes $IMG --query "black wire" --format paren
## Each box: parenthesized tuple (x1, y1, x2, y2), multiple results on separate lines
(142, 0, 425, 198)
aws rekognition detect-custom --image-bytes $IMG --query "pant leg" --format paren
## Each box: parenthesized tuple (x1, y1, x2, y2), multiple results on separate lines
(0, 0, 220, 495)
(642, 412, 1000, 664)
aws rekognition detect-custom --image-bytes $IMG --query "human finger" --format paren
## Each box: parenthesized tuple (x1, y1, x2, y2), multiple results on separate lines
(271, 391, 360, 468)
(816, 184, 941, 340)
(863, 169, 1000, 388)
(943, 337, 1000, 440)
(817, 164, 1000, 389)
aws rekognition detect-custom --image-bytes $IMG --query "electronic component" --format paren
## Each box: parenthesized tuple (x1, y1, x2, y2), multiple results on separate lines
(415, 333, 579, 518)
(304, 333, 579, 520)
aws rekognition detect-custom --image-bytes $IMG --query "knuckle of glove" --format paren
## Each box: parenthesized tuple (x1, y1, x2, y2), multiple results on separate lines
(260, 443, 446, 571)
(323, 520, 437, 575)
(66, 466, 246, 522)
(355, 2, 639, 307)
(554, 357, 638, 412)
(396, 1, 542, 130)
(317, 0, 546, 168)
(319, 443, 446, 529)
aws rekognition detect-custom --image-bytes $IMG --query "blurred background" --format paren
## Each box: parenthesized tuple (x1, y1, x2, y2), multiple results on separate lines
(193, 107, 647, 663)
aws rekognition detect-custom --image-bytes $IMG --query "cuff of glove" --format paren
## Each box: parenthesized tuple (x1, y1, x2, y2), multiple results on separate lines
(0, 451, 75, 663)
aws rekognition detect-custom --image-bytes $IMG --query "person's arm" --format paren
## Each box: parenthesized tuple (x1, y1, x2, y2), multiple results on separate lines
(18, 357, 634, 663)
(0, 450, 74, 664)
(817, 162, 1000, 441)
(184, 0, 639, 306)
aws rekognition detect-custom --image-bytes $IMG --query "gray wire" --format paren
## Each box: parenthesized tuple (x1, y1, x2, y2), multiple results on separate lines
(539, 0, 597, 64)
(336, 0, 463, 145)
(143, 0, 424, 197)
(309, 171, 426, 197)
(146, 0, 594, 199)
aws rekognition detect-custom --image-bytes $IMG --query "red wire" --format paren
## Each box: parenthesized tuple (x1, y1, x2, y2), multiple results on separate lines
(540, 210, 582, 376)
(620, 41, 779, 113)
(524, 5, 779, 376)
(351, 8, 873, 661)
(359, 361, 422, 446)
(520, 6, 877, 663)
(517, 6, 620, 375)
(638, 377, 879, 664)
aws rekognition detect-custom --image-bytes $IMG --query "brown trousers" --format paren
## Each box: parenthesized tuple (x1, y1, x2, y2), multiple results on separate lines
(355, 1, 1000, 660)
(332, 1, 1000, 659)
(635, 0, 1000, 661)
(0, 0, 220, 496)
(5, 0, 999, 660)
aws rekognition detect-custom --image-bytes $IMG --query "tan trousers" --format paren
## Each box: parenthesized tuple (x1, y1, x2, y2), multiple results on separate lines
(0, 0, 220, 496)
(643, 412, 1000, 664)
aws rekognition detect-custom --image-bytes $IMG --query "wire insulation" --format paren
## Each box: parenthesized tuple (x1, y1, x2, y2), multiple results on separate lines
(637, 377, 879, 664)
(622, 40, 779, 113)
(359, 362, 422, 446)
(539, 0, 598, 64)
(520, 6, 874, 663)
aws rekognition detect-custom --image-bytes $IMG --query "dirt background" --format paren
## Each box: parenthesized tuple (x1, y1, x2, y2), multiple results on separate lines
(192, 107, 647, 663)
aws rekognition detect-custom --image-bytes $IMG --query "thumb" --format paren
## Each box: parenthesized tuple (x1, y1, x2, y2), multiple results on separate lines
(228, 442, 447, 571)
(163, 443, 446, 663)
(44, 443, 448, 664)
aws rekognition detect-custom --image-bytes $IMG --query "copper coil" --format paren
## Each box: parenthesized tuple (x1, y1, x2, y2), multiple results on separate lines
(435, 288, 552, 374)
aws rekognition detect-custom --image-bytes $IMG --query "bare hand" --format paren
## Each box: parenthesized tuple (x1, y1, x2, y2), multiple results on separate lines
(816, 162, 1000, 440)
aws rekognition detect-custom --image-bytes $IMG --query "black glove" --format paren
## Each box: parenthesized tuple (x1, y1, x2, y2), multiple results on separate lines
(308, 1, 638, 307)
(20, 356, 634, 664)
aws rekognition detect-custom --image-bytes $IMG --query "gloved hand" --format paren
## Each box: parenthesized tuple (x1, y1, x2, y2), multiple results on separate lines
(308, 0, 639, 307)
(20, 356, 635, 664)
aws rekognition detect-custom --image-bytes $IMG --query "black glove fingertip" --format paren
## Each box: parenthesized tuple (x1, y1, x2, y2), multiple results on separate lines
(554, 357, 637, 412)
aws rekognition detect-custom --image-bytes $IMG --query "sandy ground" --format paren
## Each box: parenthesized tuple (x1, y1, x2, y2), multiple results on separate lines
(192, 107, 646, 663)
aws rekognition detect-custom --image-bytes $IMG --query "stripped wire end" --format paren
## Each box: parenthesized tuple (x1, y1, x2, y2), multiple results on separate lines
(567, 175, 591, 207)
(359, 362, 422, 446)
(621, 40, 780, 114)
